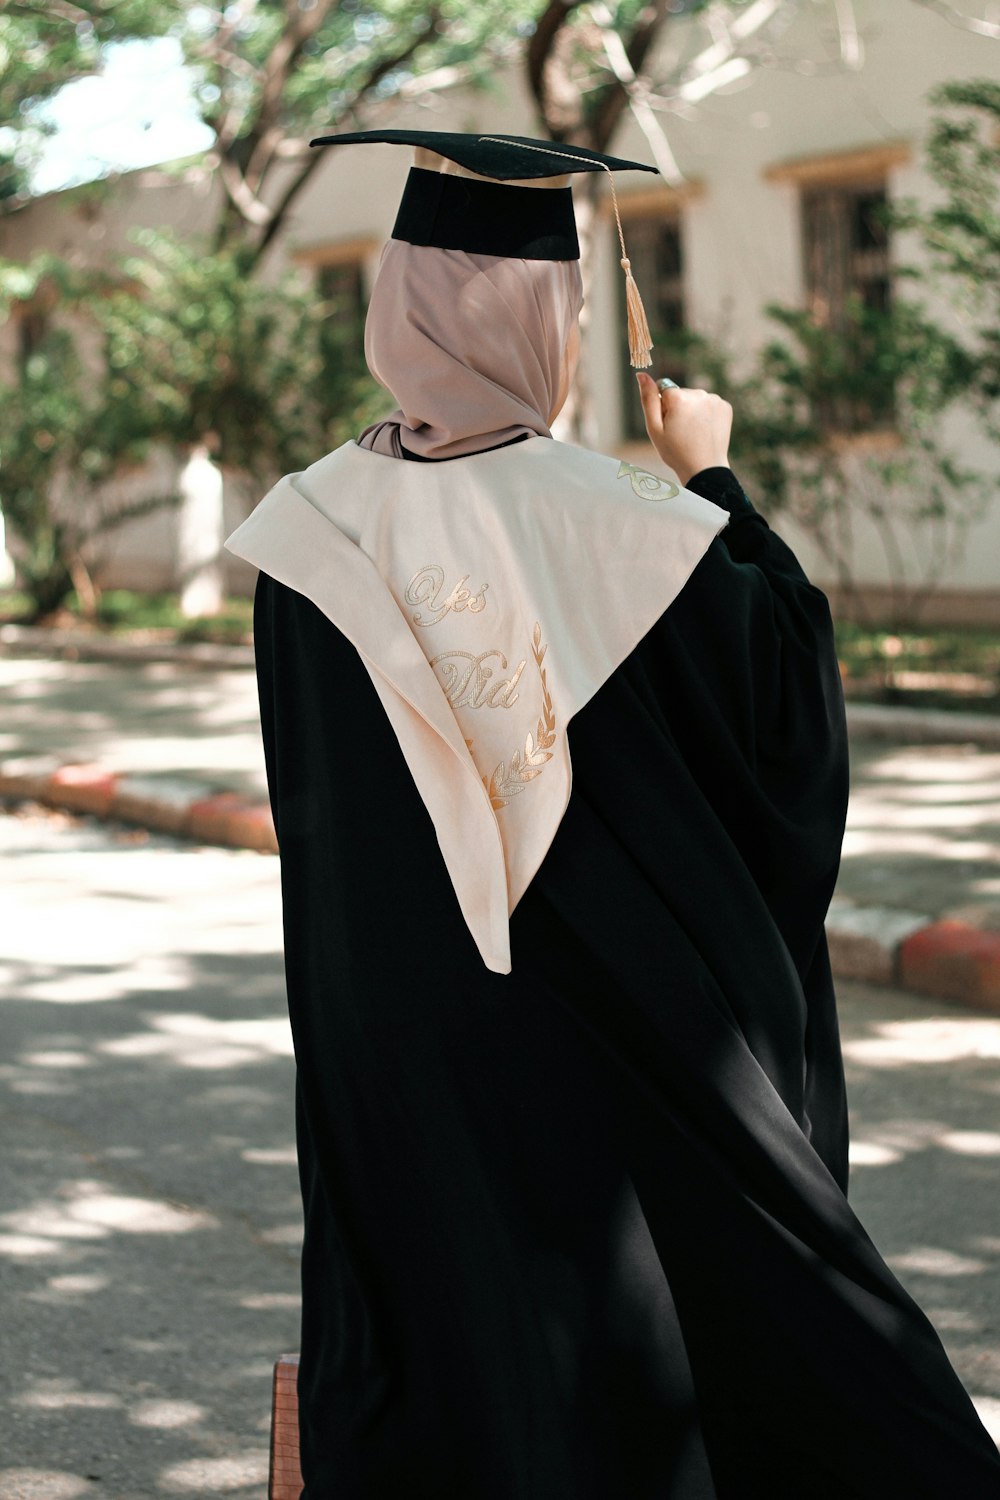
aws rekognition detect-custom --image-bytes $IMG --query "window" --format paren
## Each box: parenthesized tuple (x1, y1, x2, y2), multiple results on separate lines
(803, 184, 891, 324)
(617, 214, 687, 443)
(317, 260, 365, 338)
(800, 180, 894, 431)
(292, 238, 376, 417)
(316, 258, 368, 394)
(766, 144, 910, 436)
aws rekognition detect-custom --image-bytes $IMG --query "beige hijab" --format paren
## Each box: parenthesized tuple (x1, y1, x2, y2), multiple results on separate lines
(358, 239, 585, 459)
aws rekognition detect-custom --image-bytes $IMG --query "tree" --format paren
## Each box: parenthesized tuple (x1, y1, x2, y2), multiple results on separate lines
(0, 251, 157, 617)
(689, 297, 990, 629)
(519, 0, 879, 440)
(1, 1, 551, 616)
(901, 77, 1000, 438)
(2, 3, 880, 266)
(1, 2, 543, 262)
(0, 1, 176, 201)
(0, 232, 386, 619)
(660, 70, 1000, 630)
(4, 1, 982, 618)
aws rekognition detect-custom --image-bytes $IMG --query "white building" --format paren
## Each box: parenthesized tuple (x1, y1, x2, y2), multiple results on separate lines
(2, 0, 997, 623)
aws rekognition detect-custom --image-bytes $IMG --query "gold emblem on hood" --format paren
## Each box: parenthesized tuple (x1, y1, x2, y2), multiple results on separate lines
(617, 460, 680, 501)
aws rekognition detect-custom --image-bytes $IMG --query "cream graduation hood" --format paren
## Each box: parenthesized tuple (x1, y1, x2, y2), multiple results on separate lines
(225, 435, 729, 974)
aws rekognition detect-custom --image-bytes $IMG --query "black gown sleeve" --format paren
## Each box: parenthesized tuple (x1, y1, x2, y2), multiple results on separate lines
(580, 461, 852, 1187)
(678, 463, 851, 953)
(687, 467, 852, 1184)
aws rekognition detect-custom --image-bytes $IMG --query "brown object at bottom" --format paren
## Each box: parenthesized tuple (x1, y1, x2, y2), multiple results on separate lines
(270, 1354, 304, 1500)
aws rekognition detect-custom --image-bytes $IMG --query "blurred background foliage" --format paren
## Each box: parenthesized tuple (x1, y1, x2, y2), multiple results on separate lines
(0, 4, 997, 632)
(0, 231, 385, 617)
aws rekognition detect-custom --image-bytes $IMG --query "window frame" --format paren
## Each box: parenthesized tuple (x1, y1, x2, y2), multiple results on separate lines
(766, 143, 912, 442)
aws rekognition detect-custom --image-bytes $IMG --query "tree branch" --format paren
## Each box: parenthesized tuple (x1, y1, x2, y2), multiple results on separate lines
(254, 146, 327, 259)
(587, 0, 674, 156)
(908, 0, 1000, 38)
(526, 0, 587, 136)
(250, 8, 443, 260)
(5, 0, 94, 22)
(832, 0, 864, 69)
(624, 0, 673, 77)
(217, 155, 271, 227)
(591, 4, 683, 181)
(255, 0, 337, 139)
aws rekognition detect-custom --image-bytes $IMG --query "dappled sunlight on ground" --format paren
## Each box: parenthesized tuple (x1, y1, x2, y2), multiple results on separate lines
(842, 1015, 1000, 1066)
(0, 657, 267, 798)
(974, 1397, 1000, 1442)
(0, 1179, 216, 1261)
(2, 811, 998, 1489)
(840, 742, 1000, 916)
(839, 983, 1000, 1443)
(0, 1471, 93, 1499)
(97, 1012, 294, 1068)
(157, 1453, 270, 1493)
(1, 819, 298, 1495)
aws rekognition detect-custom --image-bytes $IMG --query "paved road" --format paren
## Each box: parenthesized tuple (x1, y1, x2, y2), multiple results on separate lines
(0, 657, 267, 802)
(843, 736, 1000, 921)
(1, 807, 999, 1498)
(2, 654, 1000, 924)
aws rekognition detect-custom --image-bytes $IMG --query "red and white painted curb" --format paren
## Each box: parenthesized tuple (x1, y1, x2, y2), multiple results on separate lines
(4, 756, 1000, 1013)
(0, 758, 277, 855)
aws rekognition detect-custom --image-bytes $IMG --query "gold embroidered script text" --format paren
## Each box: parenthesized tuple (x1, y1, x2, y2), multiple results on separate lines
(405, 563, 489, 627)
(429, 648, 526, 710)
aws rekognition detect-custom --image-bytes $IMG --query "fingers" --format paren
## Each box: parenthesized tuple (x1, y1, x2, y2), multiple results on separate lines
(635, 370, 665, 437)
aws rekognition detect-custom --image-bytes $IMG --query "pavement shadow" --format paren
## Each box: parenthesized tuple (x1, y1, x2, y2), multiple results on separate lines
(3, 817, 1000, 1498)
(0, 658, 267, 801)
(839, 741, 1000, 916)
(839, 982, 1000, 1439)
(1, 851, 299, 1499)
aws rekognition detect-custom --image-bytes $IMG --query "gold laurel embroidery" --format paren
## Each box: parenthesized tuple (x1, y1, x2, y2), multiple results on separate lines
(617, 460, 680, 501)
(484, 621, 557, 811)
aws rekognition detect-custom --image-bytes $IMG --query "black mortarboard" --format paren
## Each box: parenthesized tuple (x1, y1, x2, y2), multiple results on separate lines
(308, 128, 661, 367)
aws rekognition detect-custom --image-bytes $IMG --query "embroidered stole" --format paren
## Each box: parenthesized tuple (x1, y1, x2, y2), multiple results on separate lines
(225, 436, 729, 973)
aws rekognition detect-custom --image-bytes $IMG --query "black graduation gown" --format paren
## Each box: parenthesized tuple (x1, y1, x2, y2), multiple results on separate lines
(251, 455, 1000, 1500)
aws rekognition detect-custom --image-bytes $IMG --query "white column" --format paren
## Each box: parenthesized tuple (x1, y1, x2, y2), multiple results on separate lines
(0, 504, 16, 590)
(177, 443, 225, 617)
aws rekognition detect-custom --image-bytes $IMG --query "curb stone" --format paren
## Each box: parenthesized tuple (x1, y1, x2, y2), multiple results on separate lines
(3, 756, 1000, 1014)
(0, 622, 254, 671)
(824, 898, 930, 986)
(899, 921, 1000, 1013)
(0, 758, 277, 855)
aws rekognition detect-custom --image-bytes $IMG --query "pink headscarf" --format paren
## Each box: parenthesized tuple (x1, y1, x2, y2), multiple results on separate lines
(357, 239, 584, 460)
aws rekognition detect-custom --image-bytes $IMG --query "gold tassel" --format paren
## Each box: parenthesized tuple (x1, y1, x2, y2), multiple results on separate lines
(621, 255, 653, 369)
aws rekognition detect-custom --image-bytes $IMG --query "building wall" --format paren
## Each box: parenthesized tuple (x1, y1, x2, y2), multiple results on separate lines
(2, 0, 997, 620)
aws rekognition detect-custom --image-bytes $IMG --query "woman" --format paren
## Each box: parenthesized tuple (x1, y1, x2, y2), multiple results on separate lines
(228, 132, 1000, 1498)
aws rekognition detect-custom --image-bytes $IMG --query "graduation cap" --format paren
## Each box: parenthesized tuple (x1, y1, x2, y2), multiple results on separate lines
(308, 128, 660, 368)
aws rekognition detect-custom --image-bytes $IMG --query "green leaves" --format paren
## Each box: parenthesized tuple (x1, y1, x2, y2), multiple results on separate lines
(915, 78, 1000, 438)
(0, 1, 176, 201)
(0, 227, 385, 617)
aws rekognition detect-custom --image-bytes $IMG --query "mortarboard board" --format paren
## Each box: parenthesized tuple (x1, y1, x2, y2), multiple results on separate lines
(308, 128, 660, 368)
